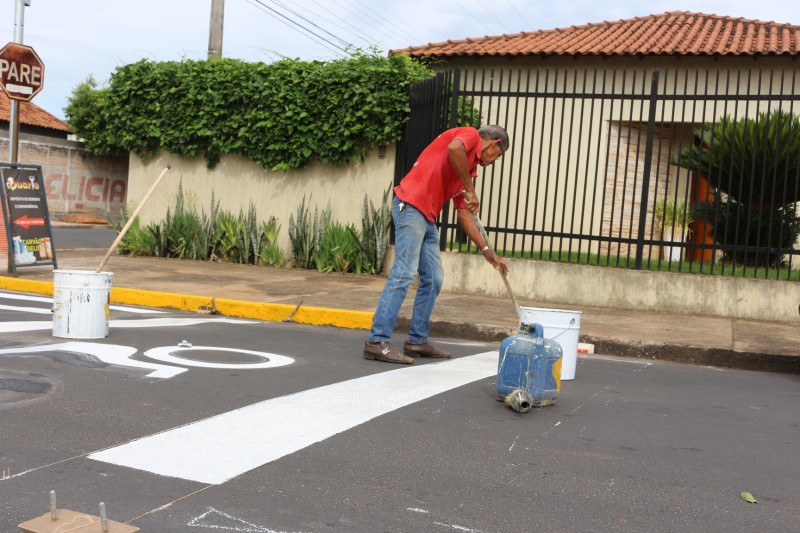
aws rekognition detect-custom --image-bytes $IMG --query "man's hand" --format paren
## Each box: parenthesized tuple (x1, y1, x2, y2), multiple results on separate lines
(482, 247, 509, 274)
(463, 189, 480, 214)
(490, 254, 510, 274)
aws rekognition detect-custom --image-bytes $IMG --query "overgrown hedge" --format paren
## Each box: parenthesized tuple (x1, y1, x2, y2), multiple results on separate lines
(66, 53, 433, 170)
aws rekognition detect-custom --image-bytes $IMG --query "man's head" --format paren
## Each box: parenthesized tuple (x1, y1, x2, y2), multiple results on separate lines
(478, 125, 510, 166)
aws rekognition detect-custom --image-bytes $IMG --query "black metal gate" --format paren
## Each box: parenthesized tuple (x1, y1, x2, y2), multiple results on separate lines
(396, 66, 800, 280)
(394, 70, 455, 186)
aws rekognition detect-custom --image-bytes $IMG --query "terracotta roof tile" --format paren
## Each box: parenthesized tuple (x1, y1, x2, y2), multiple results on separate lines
(0, 91, 68, 132)
(391, 11, 800, 58)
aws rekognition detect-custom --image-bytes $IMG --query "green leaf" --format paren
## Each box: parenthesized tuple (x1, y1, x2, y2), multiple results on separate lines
(740, 491, 758, 504)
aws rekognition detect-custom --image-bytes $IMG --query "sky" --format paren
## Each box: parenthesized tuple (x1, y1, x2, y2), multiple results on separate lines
(2, 0, 798, 121)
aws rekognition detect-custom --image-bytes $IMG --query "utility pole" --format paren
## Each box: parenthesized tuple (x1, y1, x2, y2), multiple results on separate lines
(8, 0, 31, 163)
(208, 0, 224, 59)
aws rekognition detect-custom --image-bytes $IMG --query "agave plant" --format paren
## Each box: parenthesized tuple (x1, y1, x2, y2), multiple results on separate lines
(352, 188, 392, 274)
(288, 195, 331, 269)
(288, 195, 315, 268)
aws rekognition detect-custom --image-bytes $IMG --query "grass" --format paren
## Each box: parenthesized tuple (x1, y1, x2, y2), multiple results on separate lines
(460, 244, 800, 281)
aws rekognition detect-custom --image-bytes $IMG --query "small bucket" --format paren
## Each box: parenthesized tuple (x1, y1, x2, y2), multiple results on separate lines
(519, 307, 582, 380)
(52, 270, 113, 339)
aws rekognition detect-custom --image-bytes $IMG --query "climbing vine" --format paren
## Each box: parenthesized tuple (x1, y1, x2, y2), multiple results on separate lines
(66, 52, 433, 170)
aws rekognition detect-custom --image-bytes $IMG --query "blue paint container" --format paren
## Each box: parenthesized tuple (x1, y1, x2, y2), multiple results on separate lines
(496, 323, 563, 412)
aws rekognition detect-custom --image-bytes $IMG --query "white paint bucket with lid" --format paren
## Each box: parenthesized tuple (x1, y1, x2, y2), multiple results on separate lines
(519, 307, 582, 380)
(52, 270, 113, 339)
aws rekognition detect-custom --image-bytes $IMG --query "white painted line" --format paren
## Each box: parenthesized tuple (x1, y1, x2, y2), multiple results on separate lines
(90, 351, 499, 484)
(145, 346, 293, 370)
(0, 342, 187, 379)
(188, 507, 283, 532)
(0, 293, 53, 303)
(0, 303, 52, 315)
(0, 292, 166, 314)
(0, 317, 254, 333)
(0, 320, 51, 333)
(109, 317, 256, 328)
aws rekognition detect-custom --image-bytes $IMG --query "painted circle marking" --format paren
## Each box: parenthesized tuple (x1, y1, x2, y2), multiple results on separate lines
(144, 346, 294, 370)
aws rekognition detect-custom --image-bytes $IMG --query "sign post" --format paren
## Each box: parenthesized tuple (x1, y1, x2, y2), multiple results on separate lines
(0, 163, 58, 274)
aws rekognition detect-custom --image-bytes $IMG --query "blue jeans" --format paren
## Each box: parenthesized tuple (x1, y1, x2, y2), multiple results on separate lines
(369, 196, 444, 344)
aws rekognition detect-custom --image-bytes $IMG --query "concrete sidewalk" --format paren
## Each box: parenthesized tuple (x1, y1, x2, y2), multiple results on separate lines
(1, 248, 799, 374)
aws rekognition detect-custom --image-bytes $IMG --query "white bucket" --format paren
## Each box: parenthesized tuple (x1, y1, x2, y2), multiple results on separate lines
(519, 307, 582, 380)
(52, 270, 113, 339)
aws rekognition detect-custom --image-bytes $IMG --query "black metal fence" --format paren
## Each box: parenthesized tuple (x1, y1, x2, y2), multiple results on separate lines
(396, 67, 800, 280)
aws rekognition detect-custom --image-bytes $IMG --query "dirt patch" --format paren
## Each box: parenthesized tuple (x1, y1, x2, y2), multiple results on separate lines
(59, 213, 109, 225)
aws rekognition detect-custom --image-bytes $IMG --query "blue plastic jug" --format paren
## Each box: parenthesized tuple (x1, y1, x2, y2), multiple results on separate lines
(496, 323, 563, 412)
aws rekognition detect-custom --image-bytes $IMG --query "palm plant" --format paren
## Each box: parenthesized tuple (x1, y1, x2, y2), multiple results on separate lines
(673, 110, 800, 267)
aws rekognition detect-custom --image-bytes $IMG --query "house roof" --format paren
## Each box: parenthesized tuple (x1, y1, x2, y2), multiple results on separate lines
(0, 91, 69, 132)
(391, 11, 800, 58)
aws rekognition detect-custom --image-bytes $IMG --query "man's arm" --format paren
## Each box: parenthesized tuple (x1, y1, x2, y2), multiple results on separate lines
(448, 139, 480, 213)
(456, 208, 509, 273)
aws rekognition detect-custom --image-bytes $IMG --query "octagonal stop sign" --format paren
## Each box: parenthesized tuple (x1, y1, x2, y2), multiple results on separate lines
(0, 42, 45, 101)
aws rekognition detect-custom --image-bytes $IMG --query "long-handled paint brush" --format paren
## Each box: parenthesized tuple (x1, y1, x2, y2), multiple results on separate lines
(473, 213, 521, 319)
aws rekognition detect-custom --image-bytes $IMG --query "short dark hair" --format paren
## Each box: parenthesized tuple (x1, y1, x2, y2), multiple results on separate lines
(478, 125, 510, 152)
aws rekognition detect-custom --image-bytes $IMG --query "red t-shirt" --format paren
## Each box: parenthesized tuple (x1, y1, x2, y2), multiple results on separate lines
(393, 127, 481, 222)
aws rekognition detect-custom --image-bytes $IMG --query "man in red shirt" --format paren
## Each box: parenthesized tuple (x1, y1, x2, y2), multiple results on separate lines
(364, 125, 510, 364)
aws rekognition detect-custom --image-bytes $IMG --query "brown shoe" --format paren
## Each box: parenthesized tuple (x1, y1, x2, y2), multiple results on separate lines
(403, 341, 452, 359)
(363, 342, 413, 364)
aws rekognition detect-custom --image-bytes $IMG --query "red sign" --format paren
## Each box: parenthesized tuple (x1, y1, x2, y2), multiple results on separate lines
(13, 215, 45, 229)
(0, 42, 45, 101)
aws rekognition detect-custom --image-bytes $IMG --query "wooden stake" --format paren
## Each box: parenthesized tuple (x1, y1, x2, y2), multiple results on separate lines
(96, 165, 171, 273)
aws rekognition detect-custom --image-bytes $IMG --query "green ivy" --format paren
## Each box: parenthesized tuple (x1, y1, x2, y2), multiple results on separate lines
(67, 52, 433, 170)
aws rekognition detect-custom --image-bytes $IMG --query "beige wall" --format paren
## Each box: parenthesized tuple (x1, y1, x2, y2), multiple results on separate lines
(435, 249, 800, 325)
(127, 146, 396, 252)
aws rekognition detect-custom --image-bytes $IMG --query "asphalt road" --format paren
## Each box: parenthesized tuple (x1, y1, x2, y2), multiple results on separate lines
(1, 292, 799, 532)
(51, 225, 118, 250)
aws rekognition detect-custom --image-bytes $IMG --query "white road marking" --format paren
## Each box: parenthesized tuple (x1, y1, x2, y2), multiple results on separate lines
(0, 320, 52, 333)
(0, 303, 53, 315)
(0, 342, 294, 379)
(0, 342, 186, 379)
(145, 346, 293, 370)
(0, 317, 254, 333)
(108, 317, 256, 328)
(0, 292, 165, 313)
(188, 507, 296, 532)
(89, 351, 499, 484)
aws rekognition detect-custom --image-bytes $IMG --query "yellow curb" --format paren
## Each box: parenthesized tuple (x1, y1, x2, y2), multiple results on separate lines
(111, 287, 212, 312)
(0, 276, 53, 296)
(214, 298, 374, 330)
(0, 276, 373, 330)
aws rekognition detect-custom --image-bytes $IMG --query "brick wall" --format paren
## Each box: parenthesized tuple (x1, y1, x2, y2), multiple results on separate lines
(1, 134, 128, 254)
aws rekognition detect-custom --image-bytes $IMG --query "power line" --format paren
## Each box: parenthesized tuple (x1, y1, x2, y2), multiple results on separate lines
(503, 0, 534, 29)
(262, 0, 354, 49)
(324, 0, 420, 49)
(244, 0, 349, 57)
(304, 0, 383, 48)
(452, 0, 496, 36)
(348, 0, 424, 44)
(468, 0, 515, 34)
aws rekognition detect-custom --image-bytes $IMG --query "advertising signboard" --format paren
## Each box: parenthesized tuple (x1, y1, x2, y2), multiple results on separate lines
(1, 163, 58, 272)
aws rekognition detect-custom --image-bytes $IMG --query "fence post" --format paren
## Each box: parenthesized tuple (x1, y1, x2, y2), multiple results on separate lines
(440, 68, 461, 251)
(634, 70, 661, 269)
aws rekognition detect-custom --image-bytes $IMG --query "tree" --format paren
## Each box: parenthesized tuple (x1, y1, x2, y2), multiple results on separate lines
(673, 110, 800, 268)
(63, 76, 122, 154)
